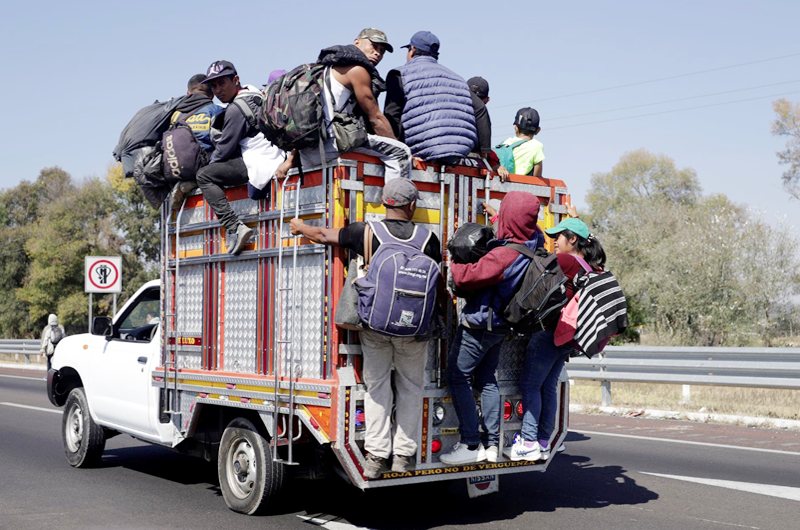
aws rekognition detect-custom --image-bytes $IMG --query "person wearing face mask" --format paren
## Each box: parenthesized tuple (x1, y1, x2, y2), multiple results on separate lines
(298, 28, 413, 182)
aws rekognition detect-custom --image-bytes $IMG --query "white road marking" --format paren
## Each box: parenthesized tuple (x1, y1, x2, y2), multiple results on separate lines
(574, 429, 800, 457)
(642, 472, 800, 503)
(0, 374, 45, 381)
(0, 402, 60, 414)
(297, 515, 372, 529)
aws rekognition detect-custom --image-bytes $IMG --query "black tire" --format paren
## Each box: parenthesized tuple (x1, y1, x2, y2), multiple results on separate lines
(218, 417, 285, 515)
(62, 387, 106, 467)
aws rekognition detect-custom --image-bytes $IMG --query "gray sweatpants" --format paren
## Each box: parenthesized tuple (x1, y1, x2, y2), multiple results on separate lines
(300, 135, 412, 182)
(360, 329, 428, 459)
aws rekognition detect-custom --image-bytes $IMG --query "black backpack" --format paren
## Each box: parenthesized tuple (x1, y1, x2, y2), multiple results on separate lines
(161, 113, 208, 182)
(503, 244, 568, 333)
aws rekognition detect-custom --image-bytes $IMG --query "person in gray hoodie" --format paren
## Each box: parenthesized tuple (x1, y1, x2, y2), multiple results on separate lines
(40, 314, 65, 370)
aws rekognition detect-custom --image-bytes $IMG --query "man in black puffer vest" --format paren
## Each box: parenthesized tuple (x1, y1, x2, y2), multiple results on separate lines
(298, 28, 412, 183)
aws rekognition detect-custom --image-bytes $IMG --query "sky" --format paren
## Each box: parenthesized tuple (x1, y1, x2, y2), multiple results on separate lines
(1, 0, 798, 231)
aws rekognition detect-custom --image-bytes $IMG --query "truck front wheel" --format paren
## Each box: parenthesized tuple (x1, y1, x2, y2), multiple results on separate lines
(62, 388, 106, 467)
(218, 417, 285, 515)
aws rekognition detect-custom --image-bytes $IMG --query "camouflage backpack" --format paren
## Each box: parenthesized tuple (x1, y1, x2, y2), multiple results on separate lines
(259, 63, 328, 151)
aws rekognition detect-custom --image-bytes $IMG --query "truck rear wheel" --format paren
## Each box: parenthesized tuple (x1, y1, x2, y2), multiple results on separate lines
(218, 417, 285, 515)
(62, 387, 106, 467)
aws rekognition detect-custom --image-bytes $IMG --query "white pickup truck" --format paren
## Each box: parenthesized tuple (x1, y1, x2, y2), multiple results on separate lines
(47, 155, 572, 515)
(48, 280, 175, 466)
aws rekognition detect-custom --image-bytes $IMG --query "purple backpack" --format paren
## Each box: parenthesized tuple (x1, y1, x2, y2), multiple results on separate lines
(355, 221, 439, 337)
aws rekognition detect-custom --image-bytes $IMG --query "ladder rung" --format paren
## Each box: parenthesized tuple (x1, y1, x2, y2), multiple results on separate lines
(277, 340, 292, 344)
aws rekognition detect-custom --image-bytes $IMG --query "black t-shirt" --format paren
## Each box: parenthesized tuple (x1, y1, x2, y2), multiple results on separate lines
(339, 220, 442, 263)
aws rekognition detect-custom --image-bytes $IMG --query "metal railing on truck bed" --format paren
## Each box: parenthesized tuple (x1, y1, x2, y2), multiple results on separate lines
(155, 153, 572, 488)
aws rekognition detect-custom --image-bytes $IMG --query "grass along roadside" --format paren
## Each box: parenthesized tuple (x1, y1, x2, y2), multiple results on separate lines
(569, 380, 800, 421)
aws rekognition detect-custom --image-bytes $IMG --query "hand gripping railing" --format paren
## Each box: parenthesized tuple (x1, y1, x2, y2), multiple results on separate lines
(272, 175, 301, 465)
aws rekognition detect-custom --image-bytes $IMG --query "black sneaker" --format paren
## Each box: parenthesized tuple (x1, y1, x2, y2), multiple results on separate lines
(227, 224, 253, 256)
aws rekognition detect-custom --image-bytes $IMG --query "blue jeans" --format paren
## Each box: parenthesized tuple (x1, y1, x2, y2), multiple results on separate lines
(446, 325, 506, 447)
(520, 329, 571, 443)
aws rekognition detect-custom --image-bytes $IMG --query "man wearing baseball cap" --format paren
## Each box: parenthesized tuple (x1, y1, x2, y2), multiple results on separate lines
(181, 60, 293, 256)
(290, 179, 441, 478)
(300, 28, 413, 182)
(493, 107, 544, 180)
(467, 76, 492, 155)
(384, 31, 478, 163)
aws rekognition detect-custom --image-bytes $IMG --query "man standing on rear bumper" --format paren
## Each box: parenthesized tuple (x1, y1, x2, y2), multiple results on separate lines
(289, 179, 441, 478)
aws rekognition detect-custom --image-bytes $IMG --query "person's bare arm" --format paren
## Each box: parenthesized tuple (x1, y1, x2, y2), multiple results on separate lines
(275, 149, 297, 180)
(533, 161, 543, 177)
(290, 218, 341, 246)
(347, 66, 396, 139)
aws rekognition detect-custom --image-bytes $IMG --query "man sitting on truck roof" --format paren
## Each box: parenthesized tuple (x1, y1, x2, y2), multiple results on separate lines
(468, 76, 492, 158)
(182, 61, 294, 256)
(299, 28, 412, 182)
(290, 179, 442, 478)
(384, 31, 478, 165)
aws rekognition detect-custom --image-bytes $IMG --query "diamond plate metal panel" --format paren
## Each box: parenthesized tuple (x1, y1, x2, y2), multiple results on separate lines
(363, 186, 440, 210)
(362, 214, 442, 242)
(223, 260, 258, 373)
(178, 351, 203, 370)
(176, 265, 204, 334)
(231, 198, 258, 217)
(277, 253, 324, 379)
(363, 163, 385, 178)
(179, 205, 206, 227)
(178, 234, 204, 255)
(280, 217, 324, 239)
(496, 333, 531, 381)
(285, 185, 326, 207)
(489, 181, 552, 197)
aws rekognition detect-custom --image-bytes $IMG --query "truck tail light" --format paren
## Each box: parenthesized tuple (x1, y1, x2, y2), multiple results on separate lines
(503, 401, 512, 421)
(516, 400, 523, 418)
(431, 439, 442, 453)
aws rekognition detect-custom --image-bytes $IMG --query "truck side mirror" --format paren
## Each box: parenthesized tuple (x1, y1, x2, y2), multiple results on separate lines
(91, 316, 113, 337)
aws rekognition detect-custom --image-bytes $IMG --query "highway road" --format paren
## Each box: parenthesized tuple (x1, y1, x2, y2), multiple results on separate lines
(1, 368, 799, 530)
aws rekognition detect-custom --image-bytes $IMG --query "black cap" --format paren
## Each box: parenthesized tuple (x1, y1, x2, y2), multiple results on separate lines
(467, 76, 489, 99)
(514, 107, 540, 130)
(202, 60, 237, 83)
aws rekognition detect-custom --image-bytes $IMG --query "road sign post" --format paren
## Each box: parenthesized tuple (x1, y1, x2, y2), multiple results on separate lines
(85, 257, 122, 332)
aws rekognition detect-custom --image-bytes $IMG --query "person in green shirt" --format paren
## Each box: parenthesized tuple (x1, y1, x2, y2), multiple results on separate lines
(495, 107, 544, 179)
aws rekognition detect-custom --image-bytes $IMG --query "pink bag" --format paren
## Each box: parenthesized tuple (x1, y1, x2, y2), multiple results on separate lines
(554, 293, 579, 346)
(554, 256, 592, 347)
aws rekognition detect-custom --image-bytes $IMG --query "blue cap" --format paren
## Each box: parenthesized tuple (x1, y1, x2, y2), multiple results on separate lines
(402, 31, 440, 57)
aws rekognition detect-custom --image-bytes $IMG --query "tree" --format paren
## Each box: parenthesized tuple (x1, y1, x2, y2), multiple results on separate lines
(771, 98, 800, 201)
(587, 149, 800, 346)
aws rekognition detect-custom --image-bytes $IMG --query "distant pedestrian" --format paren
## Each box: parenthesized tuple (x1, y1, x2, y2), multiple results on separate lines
(40, 314, 65, 370)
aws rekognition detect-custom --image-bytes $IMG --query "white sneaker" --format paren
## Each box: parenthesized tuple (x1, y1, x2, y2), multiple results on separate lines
(556, 443, 566, 453)
(439, 442, 486, 465)
(504, 439, 541, 462)
(485, 445, 499, 463)
(539, 444, 551, 461)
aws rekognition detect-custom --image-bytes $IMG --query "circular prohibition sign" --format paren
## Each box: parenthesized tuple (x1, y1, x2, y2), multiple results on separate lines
(88, 260, 120, 290)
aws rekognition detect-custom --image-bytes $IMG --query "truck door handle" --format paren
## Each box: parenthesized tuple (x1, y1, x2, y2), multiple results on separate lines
(137, 357, 147, 364)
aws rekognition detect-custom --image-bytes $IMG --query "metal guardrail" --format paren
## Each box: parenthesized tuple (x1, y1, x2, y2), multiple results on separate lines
(0, 339, 42, 364)
(567, 346, 800, 406)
